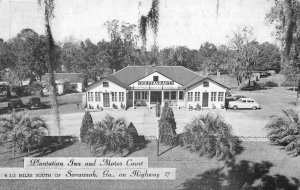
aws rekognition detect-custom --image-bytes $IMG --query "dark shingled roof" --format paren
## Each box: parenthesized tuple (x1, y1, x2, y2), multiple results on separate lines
(111, 66, 200, 86)
(86, 66, 229, 90)
(183, 76, 230, 89)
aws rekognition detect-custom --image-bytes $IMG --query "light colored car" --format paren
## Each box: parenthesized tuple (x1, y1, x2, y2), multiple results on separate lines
(228, 98, 260, 110)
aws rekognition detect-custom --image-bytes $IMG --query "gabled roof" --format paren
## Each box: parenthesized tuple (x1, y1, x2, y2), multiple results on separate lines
(86, 66, 229, 91)
(111, 66, 200, 86)
(43, 73, 84, 83)
(86, 75, 128, 91)
(183, 76, 230, 90)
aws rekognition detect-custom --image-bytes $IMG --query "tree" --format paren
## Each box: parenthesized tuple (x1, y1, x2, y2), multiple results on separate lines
(228, 27, 260, 86)
(266, 0, 300, 105)
(37, 0, 61, 135)
(159, 106, 178, 146)
(265, 109, 300, 156)
(255, 42, 281, 72)
(0, 111, 48, 158)
(181, 113, 238, 160)
(80, 111, 94, 144)
(9, 29, 49, 95)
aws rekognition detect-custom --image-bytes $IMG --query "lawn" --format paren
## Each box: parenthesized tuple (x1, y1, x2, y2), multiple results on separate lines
(0, 140, 299, 190)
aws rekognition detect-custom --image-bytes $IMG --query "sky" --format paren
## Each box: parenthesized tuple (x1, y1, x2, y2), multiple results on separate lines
(0, 0, 277, 49)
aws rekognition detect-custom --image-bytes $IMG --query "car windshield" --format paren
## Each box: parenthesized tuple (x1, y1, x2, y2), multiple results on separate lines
(31, 98, 40, 101)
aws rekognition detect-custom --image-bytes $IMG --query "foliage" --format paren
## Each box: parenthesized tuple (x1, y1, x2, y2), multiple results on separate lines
(0, 111, 48, 157)
(181, 113, 239, 160)
(228, 27, 260, 85)
(264, 81, 279, 87)
(265, 109, 300, 156)
(240, 83, 265, 91)
(159, 106, 178, 146)
(90, 114, 134, 156)
(138, 0, 160, 48)
(80, 111, 94, 144)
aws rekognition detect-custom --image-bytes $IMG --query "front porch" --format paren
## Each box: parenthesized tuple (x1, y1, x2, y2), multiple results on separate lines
(127, 90, 185, 109)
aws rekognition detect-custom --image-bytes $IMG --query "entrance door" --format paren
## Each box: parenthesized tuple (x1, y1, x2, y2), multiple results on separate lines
(150, 91, 162, 104)
(103, 93, 110, 107)
(202, 92, 209, 107)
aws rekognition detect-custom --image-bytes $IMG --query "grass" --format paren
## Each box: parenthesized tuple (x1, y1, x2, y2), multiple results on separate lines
(0, 141, 299, 190)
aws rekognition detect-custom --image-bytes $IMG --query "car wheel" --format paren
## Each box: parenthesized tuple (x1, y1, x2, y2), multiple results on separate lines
(252, 106, 257, 110)
(233, 105, 238, 110)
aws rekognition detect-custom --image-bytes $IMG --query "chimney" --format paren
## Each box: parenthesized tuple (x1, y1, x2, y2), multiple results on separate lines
(113, 69, 116, 73)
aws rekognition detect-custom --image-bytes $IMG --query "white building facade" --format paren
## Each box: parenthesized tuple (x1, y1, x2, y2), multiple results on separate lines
(85, 66, 229, 110)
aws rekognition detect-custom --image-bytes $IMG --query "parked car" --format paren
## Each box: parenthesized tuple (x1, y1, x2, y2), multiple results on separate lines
(228, 98, 260, 110)
(225, 95, 247, 109)
(28, 97, 42, 109)
(8, 98, 25, 112)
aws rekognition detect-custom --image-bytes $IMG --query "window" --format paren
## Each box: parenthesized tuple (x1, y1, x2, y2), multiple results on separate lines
(135, 91, 141, 99)
(211, 92, 217, 102)
(112, 92, 117, 102)
(141, 91, 148, 99)
(153, 76, 158, 81)
(187, 92, 193, 102)
(88, 92, 92, 101)
(119, 92, 124, 102)
(203, 81, 209, 87)
(218, 92, 224, 101)
(171, 91, 176, 100)
(103, 82, 109, 87)
(195, 92, 201, 101)
(95, 92, 101, 102)
(164, 91, 170, 100)
(179, 91, 184, 100)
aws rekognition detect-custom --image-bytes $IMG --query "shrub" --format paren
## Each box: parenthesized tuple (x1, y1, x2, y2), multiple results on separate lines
(265, 109, 300, 156)
(80, 111, 94, 144)
(91, 114, 134, 156)
(181, 113, 239, 160)
(240, 83, 265, 91)
(264, 81, 279, 87)
(113, 103, 118, 109)
(159, 107, 178, 146)
(0, 111, 48, 157)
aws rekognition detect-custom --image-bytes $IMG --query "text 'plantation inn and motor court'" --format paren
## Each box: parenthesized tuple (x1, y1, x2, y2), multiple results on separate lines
(84, 66, 229, 110)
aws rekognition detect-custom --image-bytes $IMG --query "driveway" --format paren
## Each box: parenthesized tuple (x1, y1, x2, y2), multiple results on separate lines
(42, 107, 269, 140)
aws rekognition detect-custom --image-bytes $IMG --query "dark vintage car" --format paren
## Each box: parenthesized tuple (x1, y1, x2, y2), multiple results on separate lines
(28, 97, 42, 109)
(225, 95, 247, 109)
(8, 98, 25, 112)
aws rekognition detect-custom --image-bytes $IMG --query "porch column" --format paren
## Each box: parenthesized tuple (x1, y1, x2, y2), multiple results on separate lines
(161, 90, 164, 107)
(177, 91, 179, 108)
(148, 91, 151, 109)
(133, 91, 135, 109)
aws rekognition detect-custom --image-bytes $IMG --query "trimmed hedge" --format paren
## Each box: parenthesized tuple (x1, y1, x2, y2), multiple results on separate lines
(80, 111, 94, 144)
(264, 81, 278, 87)
(159, 106, 178, 146)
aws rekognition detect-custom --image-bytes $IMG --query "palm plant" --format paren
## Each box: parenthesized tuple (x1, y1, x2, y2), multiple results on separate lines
(90, 114, 134, 156)
(0, 111, 48, 158)
(265, 109, 300, 155)
(37, 0, 61, 135)
(181, 113, 238, 160)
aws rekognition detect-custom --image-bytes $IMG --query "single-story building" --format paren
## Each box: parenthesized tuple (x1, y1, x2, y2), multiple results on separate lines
(85, 66, 230, 110)
(43, 73, 84, 95)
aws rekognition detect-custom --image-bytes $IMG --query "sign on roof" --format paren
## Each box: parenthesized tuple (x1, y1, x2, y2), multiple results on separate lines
(138, 81, 174, 85)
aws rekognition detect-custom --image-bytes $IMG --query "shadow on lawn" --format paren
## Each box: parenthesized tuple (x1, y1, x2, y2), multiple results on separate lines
(34, 136, 78, 157)
(178, 158, 299, 190)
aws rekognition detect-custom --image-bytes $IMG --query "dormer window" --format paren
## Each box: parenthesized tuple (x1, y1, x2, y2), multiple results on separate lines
(153, 76, 158, 81)
(103, 82, 109, 87)
(203, 81, 209, 87)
